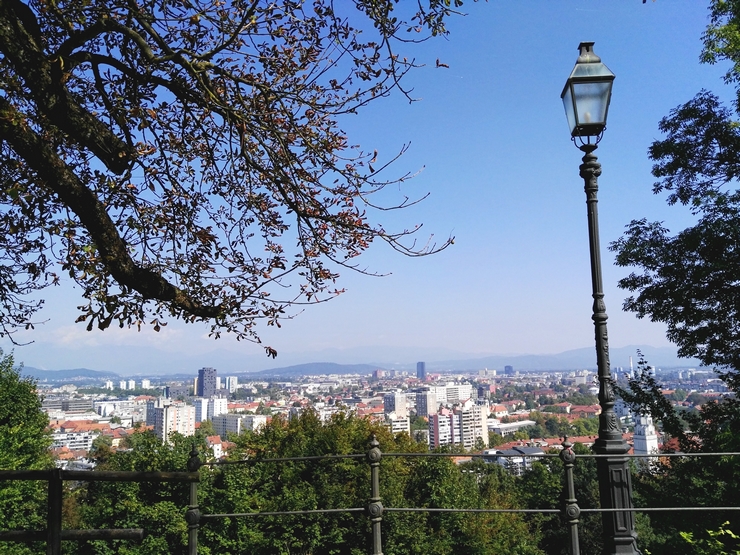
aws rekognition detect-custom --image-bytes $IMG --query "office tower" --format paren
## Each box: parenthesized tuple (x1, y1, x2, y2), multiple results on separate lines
(416, 390, 437, 417)
(383, 392, 408, 418)
(197, 367, 217, 398)
(225, 376, 238, 393)
(194, 398, 209, 422)
(146, 397, 171, 426)
(153, 403, 195, 443)
(504, 365, 514, 376)
(416, 361, 426, 380)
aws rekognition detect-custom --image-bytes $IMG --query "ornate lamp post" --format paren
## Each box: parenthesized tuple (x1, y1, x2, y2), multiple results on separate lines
(561, 42, 640, 555)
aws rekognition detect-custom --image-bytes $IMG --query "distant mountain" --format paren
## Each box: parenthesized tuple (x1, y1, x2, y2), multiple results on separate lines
(20, 366, 120, 382)
(250, 345, 703, 378)
(10, 344, 702, 379)
(423, 345, 702, 373)
(254, 362, 386, 378)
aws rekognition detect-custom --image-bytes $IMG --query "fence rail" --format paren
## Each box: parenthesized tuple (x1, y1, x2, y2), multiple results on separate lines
(1, 439, 738, 555)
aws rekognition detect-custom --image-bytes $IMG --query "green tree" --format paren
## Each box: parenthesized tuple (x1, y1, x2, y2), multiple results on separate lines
(518, 443, 603, 555)
(0, 350, 53, 555)
(78, 409, 546, 555)
(78, 429, 201, 555)
(608, 6, 740, 549)
(0, 0, 454, 352)
(488, 432, 505, 447)
(610, 0, 740, 372)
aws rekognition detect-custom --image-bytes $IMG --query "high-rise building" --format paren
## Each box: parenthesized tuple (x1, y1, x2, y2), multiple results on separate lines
(454, 399, 488, 450)
(225, 376, 238, 393)
(127, 379, 136, 390)
(195, 397, 228, 422)
(119, 380, 127, 390)
(429, 408, 459, 448)
(504, 365, 514, 376)
(194, 398, 209, 422)
(416, 390, 437, 417)
(197, 367, 217, 398)
(416, 361, 426, 380)
(141, 379, 151, 390)
(428, 400, 488, 450)
(383, 392, 407, 418)
(146, 397, 171, 426)
(153, 402, 195, 443)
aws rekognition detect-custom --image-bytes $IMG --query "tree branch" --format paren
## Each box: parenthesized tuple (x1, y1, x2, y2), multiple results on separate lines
(0, 96, 221, 319)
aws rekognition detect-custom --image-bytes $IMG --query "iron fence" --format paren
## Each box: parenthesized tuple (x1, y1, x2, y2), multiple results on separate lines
(2, 437, 740, 555)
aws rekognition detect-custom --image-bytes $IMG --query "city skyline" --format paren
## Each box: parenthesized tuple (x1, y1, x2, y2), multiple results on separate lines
(1, 2, 720, 374)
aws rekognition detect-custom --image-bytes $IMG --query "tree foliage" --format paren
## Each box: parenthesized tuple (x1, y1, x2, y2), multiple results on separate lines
(616, 354, 740, 555)
(74, 410, 544, 555)
(610, 1, 740, 372)
(0, 0, 455, 353)
(0, 350, 52, 555)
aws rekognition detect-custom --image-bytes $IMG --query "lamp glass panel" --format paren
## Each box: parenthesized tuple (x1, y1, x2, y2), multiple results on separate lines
(562, 85, 577, 135)
(572, 81, 611, 127)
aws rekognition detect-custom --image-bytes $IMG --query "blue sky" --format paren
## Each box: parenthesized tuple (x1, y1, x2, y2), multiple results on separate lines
(2, 1, 730, 374)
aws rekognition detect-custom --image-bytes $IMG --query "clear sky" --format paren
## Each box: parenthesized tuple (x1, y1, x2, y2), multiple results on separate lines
(2, 1, 730, 374)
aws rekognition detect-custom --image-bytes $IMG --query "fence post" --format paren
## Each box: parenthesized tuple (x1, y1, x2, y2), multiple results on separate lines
(186, 445, 202, 555)
(47, 468, 62, 555)
(560, 438, 581, 555)
(366, 435, 383, 555)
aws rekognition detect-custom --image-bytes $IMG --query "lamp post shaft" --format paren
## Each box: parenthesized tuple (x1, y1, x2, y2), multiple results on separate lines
(579, 144, 641, 555)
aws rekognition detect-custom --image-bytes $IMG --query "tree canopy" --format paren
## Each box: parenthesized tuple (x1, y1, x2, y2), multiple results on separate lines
(609, 5, 740, 551)
(0, 0, 455, 354)
(0, 350, 52, 555)
(610, 1, 740, 372)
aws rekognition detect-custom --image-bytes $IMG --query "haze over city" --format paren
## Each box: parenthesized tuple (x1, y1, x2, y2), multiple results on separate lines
(1, 2, 721, 374)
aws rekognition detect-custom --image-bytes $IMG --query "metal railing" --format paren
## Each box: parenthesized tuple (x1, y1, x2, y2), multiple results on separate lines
(0, 467, 199, 555)
(2, 437, 740, 555)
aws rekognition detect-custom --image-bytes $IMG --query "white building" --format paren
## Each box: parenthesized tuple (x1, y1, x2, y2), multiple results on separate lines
(194, 397, 229, 422)
(141, 379, 151, 390)
(194, 398, 209, 422)
(153, 402, 195, 443)
(429, 409, 459, 448)
(51, 430, 97, 452)
(633, 412, 659, 466)
(415, 390, 437, 417)
(428, 400, 488, 450)
(211, 413, 268, 440)
(383, 392, 408, 418)
(127, 379, 136, 390)
(225, 376, 239, 393)
(104, 380, 114, 390)
(384, 412, 411, 435)
(119, 381, 127, 390)
(146, 397, 171, 426)
(454, 399, 488, 450)
(483, 446, 546, 476)
(445, 383, 473, 405)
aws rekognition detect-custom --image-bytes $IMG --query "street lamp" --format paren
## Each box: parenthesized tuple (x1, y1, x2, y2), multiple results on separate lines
(561, 42, 640, 555)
